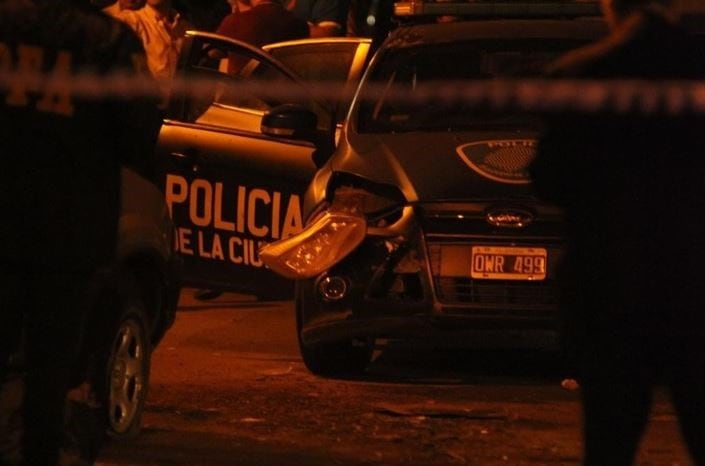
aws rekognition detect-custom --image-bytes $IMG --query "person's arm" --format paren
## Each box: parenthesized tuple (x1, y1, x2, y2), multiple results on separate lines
(529, 54, 590, 205)
(530, 120, 575, 205)
(530, 113, 597, 208)
(108, 22, 163, 176)
(102, 2, 121, 18)
(110, 9, 142, 33)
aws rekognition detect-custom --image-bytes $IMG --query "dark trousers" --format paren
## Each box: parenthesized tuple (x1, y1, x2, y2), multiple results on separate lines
(579, 339, 705, 465)
(0, 265, 91, 466)
(564, 284, 705, 466)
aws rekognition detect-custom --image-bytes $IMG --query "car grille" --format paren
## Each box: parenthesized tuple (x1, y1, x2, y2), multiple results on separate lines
(420, 205, 563, 310)
(433, 275, 558, 308)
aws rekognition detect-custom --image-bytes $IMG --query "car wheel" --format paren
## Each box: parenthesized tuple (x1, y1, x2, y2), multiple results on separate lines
(296, 282, 372, 376)
(93, 280, 152, 439)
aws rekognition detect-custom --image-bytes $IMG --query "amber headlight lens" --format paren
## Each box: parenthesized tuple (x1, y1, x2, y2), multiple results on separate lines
(259, 210, 366, 279)
(259, 185, 403, 279)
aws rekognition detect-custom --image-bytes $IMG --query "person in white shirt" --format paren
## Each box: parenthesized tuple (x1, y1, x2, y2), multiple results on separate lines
(106, 0, 192, 99)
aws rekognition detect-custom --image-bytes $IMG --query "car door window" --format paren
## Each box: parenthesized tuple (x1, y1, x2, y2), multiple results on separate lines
(269, 42, 358, 82)
(176, 35, 331, 133)
(266, 40, 371, 123)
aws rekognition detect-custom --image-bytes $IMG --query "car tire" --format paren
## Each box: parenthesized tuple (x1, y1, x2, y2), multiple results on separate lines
(296, 282, 372, 376)
(92, 278, 152, 439)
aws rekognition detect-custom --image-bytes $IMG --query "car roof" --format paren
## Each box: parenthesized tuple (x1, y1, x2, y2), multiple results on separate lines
(385, 18, 608, 48)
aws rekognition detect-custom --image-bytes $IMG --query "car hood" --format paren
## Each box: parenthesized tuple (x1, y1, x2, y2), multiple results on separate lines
(332, 129, 540, 202)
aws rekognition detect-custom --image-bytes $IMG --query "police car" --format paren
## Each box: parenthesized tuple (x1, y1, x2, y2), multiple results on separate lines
(257, 1, 611, 374)
(158, 2, 610, 375)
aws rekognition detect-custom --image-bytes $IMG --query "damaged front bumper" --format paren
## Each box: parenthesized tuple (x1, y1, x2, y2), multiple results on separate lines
(262, 202, 559, 348)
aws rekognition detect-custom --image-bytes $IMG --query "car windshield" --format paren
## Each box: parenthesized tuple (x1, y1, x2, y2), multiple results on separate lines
(358, 39, 588, 133)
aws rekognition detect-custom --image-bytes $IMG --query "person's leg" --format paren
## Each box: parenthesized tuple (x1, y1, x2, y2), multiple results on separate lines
(0, 266, 25, 384)
(22, 272, 90, 466)
(668, 334, 705, 465)
(580, 374, 653, 466)
(575, 320, 654, 466)
(0, 266, 27, 466)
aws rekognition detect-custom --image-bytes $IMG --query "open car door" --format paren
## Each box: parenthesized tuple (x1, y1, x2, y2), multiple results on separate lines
(157, 32, 371, 299)
(264, 37, 372, 128)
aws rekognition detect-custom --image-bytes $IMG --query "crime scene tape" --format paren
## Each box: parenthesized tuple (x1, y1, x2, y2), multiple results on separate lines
(1, 70, 705, 116)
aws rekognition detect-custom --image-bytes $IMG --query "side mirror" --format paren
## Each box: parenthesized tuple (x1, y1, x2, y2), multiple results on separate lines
(261, 104, 335, 168)
(261, 104, 317, 141)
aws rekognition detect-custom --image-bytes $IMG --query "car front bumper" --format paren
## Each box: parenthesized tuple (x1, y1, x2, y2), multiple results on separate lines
(294, 200, 564, 348)
(298, 235, 562, 348)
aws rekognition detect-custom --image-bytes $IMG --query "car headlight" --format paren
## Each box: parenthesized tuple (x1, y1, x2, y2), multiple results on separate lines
(259, 188, 368, 279)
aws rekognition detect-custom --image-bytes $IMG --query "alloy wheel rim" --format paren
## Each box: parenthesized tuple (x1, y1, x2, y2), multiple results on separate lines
(108, 318, 146, 433)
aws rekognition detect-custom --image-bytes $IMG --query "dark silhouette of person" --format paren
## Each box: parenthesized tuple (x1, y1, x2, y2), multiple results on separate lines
(530, 0, 705, 464)
(0, 0, 161, 464)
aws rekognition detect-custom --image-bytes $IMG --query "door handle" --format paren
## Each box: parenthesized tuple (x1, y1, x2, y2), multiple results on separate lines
(169, 149, 199, 171)
(169, 149, 198, 161)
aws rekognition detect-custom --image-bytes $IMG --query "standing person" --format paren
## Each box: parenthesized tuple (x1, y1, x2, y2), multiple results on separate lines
(217, 0, 308, 47)
(0, 0, 161, 465)
(103, 0, 146, 16)
(530, 0, 705, 464)
(107, 0, 193, 100)
(284, 0, 349, 37)
(216, 0, 308, 74)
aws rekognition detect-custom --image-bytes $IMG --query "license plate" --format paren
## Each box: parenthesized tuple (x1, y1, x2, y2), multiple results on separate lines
(470, 245, 547, 280)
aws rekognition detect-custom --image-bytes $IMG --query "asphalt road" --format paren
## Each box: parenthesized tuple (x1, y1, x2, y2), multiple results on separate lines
(95, 289, 694, 466)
